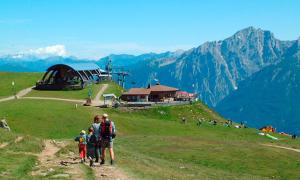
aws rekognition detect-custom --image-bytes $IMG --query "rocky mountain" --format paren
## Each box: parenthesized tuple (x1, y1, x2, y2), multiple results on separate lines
(127, 27, 294, 107)
(96, 51, 181, 68)
(216, 39, 300, 134)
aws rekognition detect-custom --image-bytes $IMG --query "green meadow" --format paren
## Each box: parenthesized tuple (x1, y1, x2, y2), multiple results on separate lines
(0, 72, 43, 98)
(26, 83, 103, 100)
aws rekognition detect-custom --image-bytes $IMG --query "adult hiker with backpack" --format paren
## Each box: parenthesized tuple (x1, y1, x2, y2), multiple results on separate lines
(86, 127, 97, 167)
(90, 115, 102, 164)
(100, 113, 116, 165)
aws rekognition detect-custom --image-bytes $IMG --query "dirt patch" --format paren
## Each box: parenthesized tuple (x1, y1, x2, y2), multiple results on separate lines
(14, 136, 24, 143)
(0, 142, 9, 149)
(93, 164, 129, 180)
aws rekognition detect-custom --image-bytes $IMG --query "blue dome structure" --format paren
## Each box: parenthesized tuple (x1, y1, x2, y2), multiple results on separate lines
(36, 63, 110, 90)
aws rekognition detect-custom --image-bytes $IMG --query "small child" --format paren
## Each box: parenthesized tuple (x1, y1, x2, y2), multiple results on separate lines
(75, 130, 87, 163)
(86, 127, 97, 167)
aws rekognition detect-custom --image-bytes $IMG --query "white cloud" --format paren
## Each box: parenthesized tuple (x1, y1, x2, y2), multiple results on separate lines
(22, 45, 67, 58)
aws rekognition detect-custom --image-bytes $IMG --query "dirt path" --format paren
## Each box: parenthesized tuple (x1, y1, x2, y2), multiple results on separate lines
(39, 140, 61, 162)
(0, 96, 15, 103)
(31, 140, 83, 178)
(93, 164, 129, 180)
(92, 84, 108, 106)
(16, 84, 108, 105)
(16, 87, 34, 98)
(31, 139, 128, 179)
(21, 96, 85, 103)
(0, 86, 33, 103)
(14, 136, 24, 143)
(263, 144, 300, 153)
(0, 136, 24, 149)
(0, 84, 109, 107)
(0, 142, 9, 149)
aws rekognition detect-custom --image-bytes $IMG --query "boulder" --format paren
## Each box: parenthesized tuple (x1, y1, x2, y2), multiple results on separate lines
(0, 119, 10, 131)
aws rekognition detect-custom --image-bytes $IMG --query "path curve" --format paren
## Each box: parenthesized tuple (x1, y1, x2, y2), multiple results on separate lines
(92, 84, 108, 106)
(263, 144, 300, 153)
(0, 86, 33, 103)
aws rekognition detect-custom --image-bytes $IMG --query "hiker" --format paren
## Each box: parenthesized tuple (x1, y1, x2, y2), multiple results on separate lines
(292, 134, 297, 139)
(90, 115, 102, 163)
(100, 113, 116, 165)
(74, 130, 87, 163)
(86, 127, 97, 167)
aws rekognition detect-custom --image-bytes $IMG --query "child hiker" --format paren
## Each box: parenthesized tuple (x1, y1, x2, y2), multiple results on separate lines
(86, 127, 97, 167)
(74, 130, 87, 163)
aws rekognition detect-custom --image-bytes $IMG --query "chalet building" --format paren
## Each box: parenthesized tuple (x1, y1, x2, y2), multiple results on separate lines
(121, 84, 179, 102)
(36, 63, 110, 90)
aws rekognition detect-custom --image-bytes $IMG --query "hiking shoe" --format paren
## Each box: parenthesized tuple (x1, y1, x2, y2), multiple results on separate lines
(110, 160, 114, 165)
(80, 159, 84, 163)
(100, 159, 105, 165)
(89, 160, 94, 167)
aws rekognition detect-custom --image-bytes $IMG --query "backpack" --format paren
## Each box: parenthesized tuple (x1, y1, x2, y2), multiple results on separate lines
(92, 123, 101, 141)
(101, 120, 114, 139)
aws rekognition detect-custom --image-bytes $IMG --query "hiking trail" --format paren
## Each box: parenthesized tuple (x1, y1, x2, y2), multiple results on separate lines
(0, 86, 33, 103)
(0, 84, 109, 107)
(31, 139, 128, 179)
(263, 144, 300, 153)
(92, 83, 108, 106)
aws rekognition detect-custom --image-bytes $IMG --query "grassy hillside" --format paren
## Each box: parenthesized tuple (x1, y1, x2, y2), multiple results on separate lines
(1, 98, 300, 179)
(0, 129, 43, 179)
(100, 80, 124, 99)
(0, 72, 42, 98)
(26, 81, 123, 100)
(27, 83, 103, 99)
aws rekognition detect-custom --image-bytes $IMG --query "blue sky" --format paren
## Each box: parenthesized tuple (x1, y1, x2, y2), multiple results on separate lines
(0, 0, 299, 59)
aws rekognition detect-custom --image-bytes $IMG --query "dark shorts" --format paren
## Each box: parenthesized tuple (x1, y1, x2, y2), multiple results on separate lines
(101, 140, 113, 148)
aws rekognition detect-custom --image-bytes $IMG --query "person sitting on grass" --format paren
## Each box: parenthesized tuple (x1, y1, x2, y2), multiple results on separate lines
(74, 130, 87, 163)
(100, 113, 116, 165)
(86, 127, 97, 167)
(90, 115, 102, 164)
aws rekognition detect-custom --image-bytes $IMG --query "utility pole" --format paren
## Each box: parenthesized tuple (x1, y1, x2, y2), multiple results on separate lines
(106, 57, 112, 81)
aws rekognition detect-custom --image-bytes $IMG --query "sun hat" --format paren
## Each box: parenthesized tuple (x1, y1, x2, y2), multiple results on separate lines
(103, 113, 108, 118)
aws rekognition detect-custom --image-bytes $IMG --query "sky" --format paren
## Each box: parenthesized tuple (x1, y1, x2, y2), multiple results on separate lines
(0, 0, 300, 59)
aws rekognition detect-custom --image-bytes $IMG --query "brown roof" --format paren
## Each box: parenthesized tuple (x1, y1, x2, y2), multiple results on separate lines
(148, 85, 178, 92)
(122, 84, 178, 96)
(122, 88, 151, 95)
